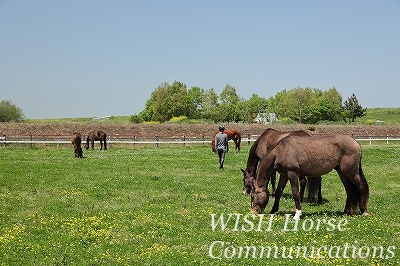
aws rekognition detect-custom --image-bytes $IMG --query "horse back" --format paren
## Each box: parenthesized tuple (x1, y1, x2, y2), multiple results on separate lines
(253, 128, 310, 159)
(88, 130, 106, 141)
(273, 134, 361, 176)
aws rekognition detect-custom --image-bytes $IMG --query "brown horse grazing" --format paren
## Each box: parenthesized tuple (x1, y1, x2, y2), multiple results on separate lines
(85, 130, 107, 150)
(71, 133, 83, 158)
(241, 128, 322, 204)
(211, 129, 241, 152)
(250, 134, 369, 219)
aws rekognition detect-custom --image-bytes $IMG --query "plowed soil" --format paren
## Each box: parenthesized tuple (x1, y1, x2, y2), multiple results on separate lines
(1, 122, 400, 139)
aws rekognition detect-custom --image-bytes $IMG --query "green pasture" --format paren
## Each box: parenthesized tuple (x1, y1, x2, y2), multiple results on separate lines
(0, 143, 399, 265)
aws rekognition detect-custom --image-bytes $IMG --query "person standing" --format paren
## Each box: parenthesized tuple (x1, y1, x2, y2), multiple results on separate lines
(214, 125, 229, 169)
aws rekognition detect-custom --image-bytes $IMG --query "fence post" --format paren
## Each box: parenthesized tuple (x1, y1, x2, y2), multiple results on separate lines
(248, 134, 251, 145)
(183, 134, 186, 147)
(3, 134, 6, 148)
(133, 136, 136, 148)
(369, 136, 372, 145)
(155, 136, 159, 148)
(387, 135, 389, 144)
(30, 134, 33, 148)
(202, 135, 205, 145)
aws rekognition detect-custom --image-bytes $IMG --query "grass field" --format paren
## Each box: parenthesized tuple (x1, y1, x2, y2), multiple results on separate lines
(0, 143, 399, 265)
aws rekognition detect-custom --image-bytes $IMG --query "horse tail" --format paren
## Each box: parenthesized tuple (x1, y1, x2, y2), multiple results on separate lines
(358, 155, 369, 214)
(358, 158, 369, 193)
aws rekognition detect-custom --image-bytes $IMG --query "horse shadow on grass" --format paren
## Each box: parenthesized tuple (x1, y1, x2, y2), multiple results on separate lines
(279, 192, 330, 204)
(271, 193, 345, 217)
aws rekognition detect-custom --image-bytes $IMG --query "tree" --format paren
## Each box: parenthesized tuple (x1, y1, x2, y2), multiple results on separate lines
(343, 93, 366, 122)
(290, 87, 315, 123)
(304, 87, 344, 123)
(219, 84, 241, 122)
(202, 88, 219, 122)
(186, 86, 204, 119)
(244, 94, 269, 123)
(0, 100, 25, 122)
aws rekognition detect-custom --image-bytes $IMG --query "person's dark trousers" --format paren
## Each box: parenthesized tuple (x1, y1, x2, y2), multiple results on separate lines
(218, 149, 226, 169)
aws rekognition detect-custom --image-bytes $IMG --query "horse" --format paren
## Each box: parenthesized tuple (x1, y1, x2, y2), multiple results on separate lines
(250, 134, 369, 219)
(211, 129, 241, 152)
(71, 133, 83, 158)
(241, 128, 322, 204)
(85, 130, 107, 150)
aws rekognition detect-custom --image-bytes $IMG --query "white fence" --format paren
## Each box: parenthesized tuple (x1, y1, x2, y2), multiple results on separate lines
(1, 134, 400, 148)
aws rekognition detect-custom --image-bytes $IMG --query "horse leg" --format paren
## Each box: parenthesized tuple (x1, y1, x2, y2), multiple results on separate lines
(270, 171, 277, 197)
(347, 168, 369, 215)
(100, 140, 103, 150)
(336, 169, 359, 215)
(317, 177, 322, 204)
(270, 174, 288, 214)
(307, 176, 322, 203)
(299, 175, 306, 203)
(91, 140, 94, 150)
(288, 172, 302, 219)
(104, 138, 107, 150)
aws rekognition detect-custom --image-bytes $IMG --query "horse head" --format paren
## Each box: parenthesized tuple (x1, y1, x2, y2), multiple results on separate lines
(241, 168, 255, 195)
(250, 181, 269, 214)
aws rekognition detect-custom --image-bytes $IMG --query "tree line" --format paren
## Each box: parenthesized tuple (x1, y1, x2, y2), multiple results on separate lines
(132, 81, 366, 124)
(0, 82, 366, 123)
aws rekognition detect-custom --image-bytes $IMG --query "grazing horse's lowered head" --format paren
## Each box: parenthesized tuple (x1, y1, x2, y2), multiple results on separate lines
(241, 168, 255, 195)
(71, 132, 83, 158)
(250, 180, 269, 214)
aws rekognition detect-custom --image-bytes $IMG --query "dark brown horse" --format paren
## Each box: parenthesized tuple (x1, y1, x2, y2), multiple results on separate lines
(211, 129, 241, 152)
(71, 133, 83, 158)
(85, 130, 107, 150)
(241, 128, 322, 203)
(250, 134, 369, 219)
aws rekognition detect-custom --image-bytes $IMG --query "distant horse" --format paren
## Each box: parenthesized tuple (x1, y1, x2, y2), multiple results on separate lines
(250, 134, 369, 219)
(71, 133, 83, 158)
(85, 130, 107, 150)
(211, 129, 241, 152)
(241, 128, 322, 203)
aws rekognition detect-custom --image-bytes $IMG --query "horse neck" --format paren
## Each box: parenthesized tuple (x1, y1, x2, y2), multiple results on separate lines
(256, 153, 275, 188)
(246, 143, 260, 175)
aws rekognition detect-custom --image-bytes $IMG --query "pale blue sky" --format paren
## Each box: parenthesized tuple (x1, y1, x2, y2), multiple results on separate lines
(1, 1, 399, 119)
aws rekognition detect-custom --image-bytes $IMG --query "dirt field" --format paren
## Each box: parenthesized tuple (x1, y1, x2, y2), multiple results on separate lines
(1, 122, 400, 138)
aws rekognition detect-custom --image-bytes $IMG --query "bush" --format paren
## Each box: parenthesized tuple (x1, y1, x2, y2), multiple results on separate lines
(168, 116, 188, 123)
(276, 117, 296, 125)
(130, 114, 144, 124)
(0, 100, 25, 122)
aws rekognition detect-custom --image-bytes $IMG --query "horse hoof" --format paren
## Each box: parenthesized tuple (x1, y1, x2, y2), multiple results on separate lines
(362, 212, 369, 216)
(293, 209, 302, 220)
(250, 209, 258, 215)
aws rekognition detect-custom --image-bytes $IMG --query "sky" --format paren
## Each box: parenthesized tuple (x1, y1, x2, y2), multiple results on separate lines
(1, 1, 399, 119)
